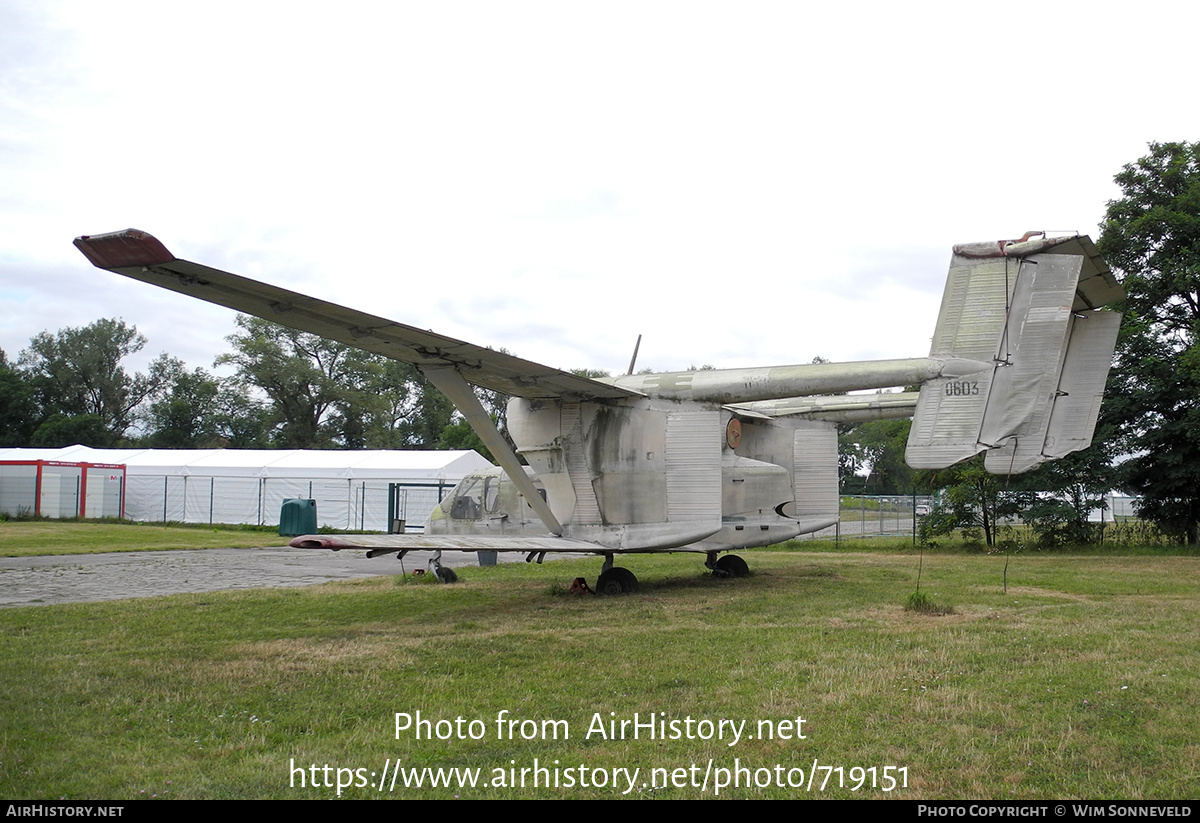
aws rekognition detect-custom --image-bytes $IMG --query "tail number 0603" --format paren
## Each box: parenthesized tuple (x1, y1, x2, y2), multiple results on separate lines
(944, 381, 980, 396)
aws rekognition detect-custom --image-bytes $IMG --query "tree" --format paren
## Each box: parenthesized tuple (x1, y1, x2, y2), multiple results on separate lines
(142, 363, 223, 448)
(28, 413, 109, 449)
(839, 417, 916, 495)
(208, 382, 273, 448)
(18, 319, 174, 446)
(294, 345, 457, 450)
(217, 315, 487, 451)
(1098, 141, 1200, 543)
(322, 350, 415, 450)
(218, 315, 362, 448)
(389, 370, 453, 449)
(1019, 443, 1115, 548)
(0, 349, 38, 447)
(920, 456, 1034, 548)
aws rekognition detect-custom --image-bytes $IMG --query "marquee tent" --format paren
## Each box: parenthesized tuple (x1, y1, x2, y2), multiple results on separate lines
(0, 446, 493, 530)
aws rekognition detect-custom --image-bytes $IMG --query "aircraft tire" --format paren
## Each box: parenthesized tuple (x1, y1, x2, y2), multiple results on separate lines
(596, 567, 638, 595)
(435, 566, 459, 584)
(714, 554, 750, 578)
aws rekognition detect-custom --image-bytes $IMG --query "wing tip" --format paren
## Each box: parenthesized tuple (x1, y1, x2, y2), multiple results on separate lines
(74, 229, 175, 270)
(289, 535, 336, 549)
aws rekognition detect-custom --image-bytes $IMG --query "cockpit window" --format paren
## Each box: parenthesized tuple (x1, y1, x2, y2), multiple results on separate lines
(446, 476, 483, 520)
(483, 476, 500, 514)
(442, 473, 541, 520)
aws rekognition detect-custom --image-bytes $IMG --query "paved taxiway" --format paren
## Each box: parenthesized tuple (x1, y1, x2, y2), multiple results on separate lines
(0, 547, 500, 608)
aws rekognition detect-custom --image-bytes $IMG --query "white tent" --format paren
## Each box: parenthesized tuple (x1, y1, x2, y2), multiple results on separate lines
(0, 446, 493, 529)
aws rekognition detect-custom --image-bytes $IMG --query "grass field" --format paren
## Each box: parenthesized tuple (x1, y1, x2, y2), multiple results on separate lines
(2, 538, 1198, 799)
(0, 521, 288, 557)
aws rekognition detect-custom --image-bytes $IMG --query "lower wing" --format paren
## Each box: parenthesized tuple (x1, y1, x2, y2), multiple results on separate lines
(291, 534, 601, 554)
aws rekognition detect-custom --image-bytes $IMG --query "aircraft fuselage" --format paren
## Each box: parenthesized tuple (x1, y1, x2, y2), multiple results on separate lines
(429, 395, 838, 553)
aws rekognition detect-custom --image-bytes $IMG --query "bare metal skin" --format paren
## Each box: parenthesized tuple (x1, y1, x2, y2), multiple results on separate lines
(74, 230, 1122, 591)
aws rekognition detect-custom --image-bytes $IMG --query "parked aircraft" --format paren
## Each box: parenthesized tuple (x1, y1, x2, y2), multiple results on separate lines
(75, 230, 1123, 593)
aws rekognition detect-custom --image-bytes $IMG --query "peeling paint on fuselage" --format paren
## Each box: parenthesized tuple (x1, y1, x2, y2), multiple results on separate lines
(431, 393, 838, 553)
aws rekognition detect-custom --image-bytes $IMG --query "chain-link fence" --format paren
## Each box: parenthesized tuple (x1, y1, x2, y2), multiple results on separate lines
(787, 495, 934, 541)
(121, 476, 452, 531)
(792, 494, 1137, 543)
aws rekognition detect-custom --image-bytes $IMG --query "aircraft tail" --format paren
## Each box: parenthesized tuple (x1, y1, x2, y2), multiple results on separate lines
(906, 234, 1123, 474)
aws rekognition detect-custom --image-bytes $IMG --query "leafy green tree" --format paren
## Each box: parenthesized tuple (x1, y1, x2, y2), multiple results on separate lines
(143, 363, 224, 448)
(18, 319, 174, 446)
(208, 382, 272, 448)
(0, 349, 38, 447)
(1098, 141, 1200, 543)
(217, 315, 361, 448)
(391, 371, 454, 449)
(217, 315, 489, 452)
(921, 456, 1035, 548)
(330, 353, 435, 450)
(28, 413, 109, 448)
(438, 418, 491, 460)
(839, 418, 916, 495)
(322, 349, 398, 449)
(1018, 433, 1116, 548)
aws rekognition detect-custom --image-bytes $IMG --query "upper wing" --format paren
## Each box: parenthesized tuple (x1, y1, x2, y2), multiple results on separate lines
(74, 229, 638, 401)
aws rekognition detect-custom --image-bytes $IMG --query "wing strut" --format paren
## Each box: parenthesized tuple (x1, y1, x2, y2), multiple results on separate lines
(422, 366, 564, 536)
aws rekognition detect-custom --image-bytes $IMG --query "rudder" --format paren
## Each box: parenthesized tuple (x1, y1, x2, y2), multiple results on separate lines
(906, 234, 1123, 474)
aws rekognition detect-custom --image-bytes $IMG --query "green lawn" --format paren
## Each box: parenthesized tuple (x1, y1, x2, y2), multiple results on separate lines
(2, 548, 1197, 799)
(0, 521, 288, 556)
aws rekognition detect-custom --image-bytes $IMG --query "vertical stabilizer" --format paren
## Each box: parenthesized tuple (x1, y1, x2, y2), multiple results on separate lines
(907, 234, 1123, 474)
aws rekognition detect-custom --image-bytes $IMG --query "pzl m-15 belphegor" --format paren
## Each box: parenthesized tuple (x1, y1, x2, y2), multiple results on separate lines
(76, 230, 1122, 593)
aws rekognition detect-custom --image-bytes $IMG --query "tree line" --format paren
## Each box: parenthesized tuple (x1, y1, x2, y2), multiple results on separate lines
(3, 142, 1197, 543)
(0, 314, 498, 457)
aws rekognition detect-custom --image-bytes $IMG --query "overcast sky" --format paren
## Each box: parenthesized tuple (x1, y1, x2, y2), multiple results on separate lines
(2, 1, 1196, 382)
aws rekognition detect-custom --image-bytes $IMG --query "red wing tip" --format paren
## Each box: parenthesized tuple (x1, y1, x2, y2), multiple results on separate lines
(289, 536, 342, 549)
(74, 229, 175, 270)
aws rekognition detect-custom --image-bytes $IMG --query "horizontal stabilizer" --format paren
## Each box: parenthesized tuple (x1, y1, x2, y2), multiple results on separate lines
(907, 234, 1123, 474)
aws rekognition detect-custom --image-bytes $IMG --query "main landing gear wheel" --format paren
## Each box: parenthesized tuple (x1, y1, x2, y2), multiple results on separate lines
(596, 567, 638, 595)
(714, 554, 750, 578)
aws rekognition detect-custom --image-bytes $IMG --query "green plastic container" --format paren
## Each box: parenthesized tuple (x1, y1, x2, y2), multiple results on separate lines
(279, 498, 317, 536)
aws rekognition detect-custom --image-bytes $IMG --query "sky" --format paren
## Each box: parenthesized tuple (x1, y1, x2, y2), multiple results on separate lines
(2, 0, 1197, 383)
